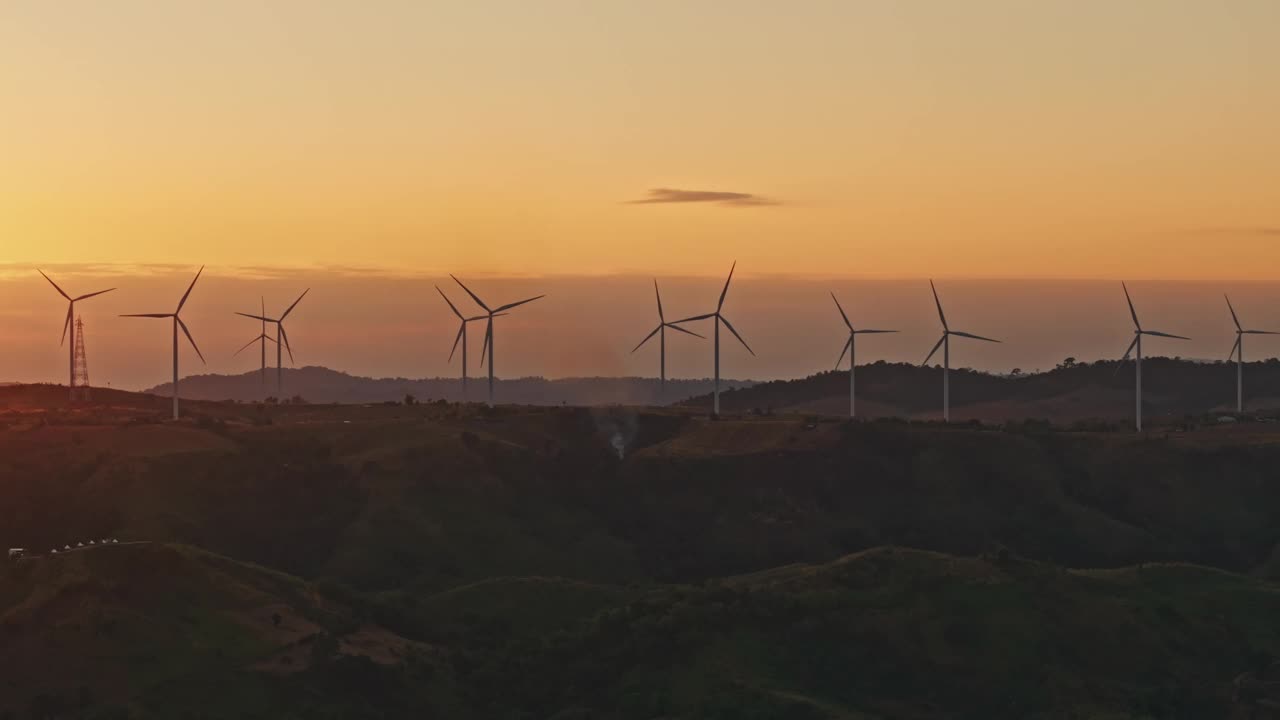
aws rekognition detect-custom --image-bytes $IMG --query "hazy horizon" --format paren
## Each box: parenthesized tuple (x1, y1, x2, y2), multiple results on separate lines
(4, 265, 1278, 391)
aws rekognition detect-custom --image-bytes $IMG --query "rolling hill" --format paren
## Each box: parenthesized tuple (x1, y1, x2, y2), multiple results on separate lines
(5, 387, 1280, 716)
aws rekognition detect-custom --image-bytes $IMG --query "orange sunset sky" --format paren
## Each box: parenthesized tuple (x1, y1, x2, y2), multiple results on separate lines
(2, 2, 1279, 387)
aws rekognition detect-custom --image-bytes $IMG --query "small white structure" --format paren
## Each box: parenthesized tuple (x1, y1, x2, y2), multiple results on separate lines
(7, 548, 26, 560)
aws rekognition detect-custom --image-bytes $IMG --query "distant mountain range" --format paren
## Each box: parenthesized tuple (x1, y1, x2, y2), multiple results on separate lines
(142, 366, 756, 406)
(681, 358, 1280, 424)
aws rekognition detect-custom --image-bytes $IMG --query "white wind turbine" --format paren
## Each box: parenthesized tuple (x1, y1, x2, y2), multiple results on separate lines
(631, 279, 703, 401)
(831, 293, 897, 419)
(1225, 294, 1278, 414)
(921, 280, 999, 422)
(120, 267, 206, 420)
(436, 285, 490, 401)
(672, 262, 754, 416)
(232, 297, 277, 387)
(37, 270, 115, 401)
(1117, 282, 1189, 432)
(450, 275, 545, 407)
(236, 289, 309, 395)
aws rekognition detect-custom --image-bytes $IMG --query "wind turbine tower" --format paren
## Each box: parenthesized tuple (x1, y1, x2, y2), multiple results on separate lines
(437, 286, 489, 401)
(233, 297, 277, 389)
(672, 262, 754, 416)
(830, 293, 896, 418)
(921, 280, 1000, 422)
(1117, 282, 1189, 432)
(450, 276, 545, 407)
(120, 267, 206, 420)
(236, 289, 309, 395)
(632, 280, 703, 401)
(1225, 294, 1278, 414)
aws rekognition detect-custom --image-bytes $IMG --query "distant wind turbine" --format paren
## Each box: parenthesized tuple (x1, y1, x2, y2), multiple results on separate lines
(436, 285, 490, 401)
(631, 279, 703, 400)
(120, 267, 206, 420)
(921, 280, 1000, 422)
(1116, 282, 1188, 432)
(672, 262, 754, 416)
(831, 293, 897, 419)
(1225, 294, 1278, 414)
(450, 275, 545, 407)
(232, 296, 277, 387)
(236, 289, 309, 395)
(37, 270, 115, 401)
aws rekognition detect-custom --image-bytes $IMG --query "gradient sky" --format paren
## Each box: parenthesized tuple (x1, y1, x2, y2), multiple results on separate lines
(3, 3, 1280, 386)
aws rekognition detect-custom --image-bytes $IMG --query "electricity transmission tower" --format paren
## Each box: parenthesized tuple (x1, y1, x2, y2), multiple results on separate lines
(71, 316, 91, 402)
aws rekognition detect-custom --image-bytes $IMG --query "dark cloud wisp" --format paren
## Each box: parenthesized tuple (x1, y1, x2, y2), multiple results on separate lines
(626, 188, 778, 207)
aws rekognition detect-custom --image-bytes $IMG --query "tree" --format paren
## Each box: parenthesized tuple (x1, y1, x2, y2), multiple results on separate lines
(404, 394, 416, 406)
(1010, 368, 1023, 377)
(1056, 357, 1077, 370)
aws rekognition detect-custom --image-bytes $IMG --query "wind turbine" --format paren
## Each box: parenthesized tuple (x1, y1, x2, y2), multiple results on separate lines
(436, 285, 490, 401)
(236, 289, 309, 395)
(232, 296, 277, 387)
(672, 262, 754, 416)
(921, 280, 999, 422)
(632, 279, 703, 401)
(120, 267, 206, 420)
(831, 293, 897, 419)
(450, 275, 545, 407)
(37, 270, 115, 400)
(1225, 294, 1278, 414)
(1117, 282, 1189, 432)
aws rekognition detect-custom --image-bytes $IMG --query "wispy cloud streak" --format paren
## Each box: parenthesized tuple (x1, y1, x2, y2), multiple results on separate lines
(625, 188, 778, 207)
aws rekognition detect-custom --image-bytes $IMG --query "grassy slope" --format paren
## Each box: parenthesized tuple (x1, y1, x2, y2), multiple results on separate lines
(461, 549, 1280, 719)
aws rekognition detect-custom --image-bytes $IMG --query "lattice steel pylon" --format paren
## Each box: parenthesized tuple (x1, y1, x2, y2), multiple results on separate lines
(71, 315, 91, 402)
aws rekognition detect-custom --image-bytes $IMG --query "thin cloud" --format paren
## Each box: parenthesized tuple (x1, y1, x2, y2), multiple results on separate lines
(626, 188, 779, 207)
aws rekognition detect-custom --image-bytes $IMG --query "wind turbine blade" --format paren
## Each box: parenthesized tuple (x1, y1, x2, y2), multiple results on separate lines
(263, 334, 277, 344)
(922, 335, 946, 366)
(1122, 282, 1140, 330)
(717, 261, 737, 312)
(834, 336, 851, 370)
(654, 279, 664, 322)
(950, 330, 1001, 343)
(1118, 336, 1138, 364)
(672, 313, 716, 324)
(233, 336, 260, 356)
(1225, 294, 1242, 331)
(631, 325, 662, 353)
(665, 323, 704, 339)
(73, 288, 115, 302)
(830, 292, 852, 330)
(436, 285, 464, 319)
(451, 275, 491, 313)
(855, 329, 899, 334)
(494, 294, 545, 313)
(235, 312, 275, 322)
(929, 280, 948, 330)
(59, 306, 73, 347)
(176, 317, 205, 364)
(120, 313, 173, 318)
(479, 319, 492, 367)
(280, 288, 310, 320)
(1142, 330, 1189, 340)
(1228, 336, 1241, 362)
(1243, 330, 1280, 335)
(176, 266, 204, 313)
(448, 323, 465, 362)
(38, 270, 71, 300)
(719, 314, 754, 356)
(279, 324, 295, 364)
